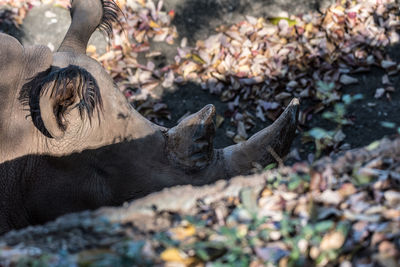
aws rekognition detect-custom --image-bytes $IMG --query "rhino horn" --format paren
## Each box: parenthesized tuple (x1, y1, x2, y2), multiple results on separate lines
(167, 104, 216, 171)
(220, 98, 299, 177)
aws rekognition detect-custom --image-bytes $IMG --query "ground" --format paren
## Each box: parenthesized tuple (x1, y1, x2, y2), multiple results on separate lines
(0, 0, 400, 266)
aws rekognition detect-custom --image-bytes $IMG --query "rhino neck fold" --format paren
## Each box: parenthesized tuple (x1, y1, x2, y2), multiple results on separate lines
(58, 19, 96, 54)
(122, 107, 166, 140)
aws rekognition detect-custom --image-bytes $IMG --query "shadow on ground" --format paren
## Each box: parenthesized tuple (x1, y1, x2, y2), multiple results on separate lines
(160, 41, 400, 158)
(164, 0, 333, 45)
(156, 0, 400, 159)
(159, 82, 233, 148)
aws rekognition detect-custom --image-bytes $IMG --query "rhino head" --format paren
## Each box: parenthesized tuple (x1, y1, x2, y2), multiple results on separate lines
(0, 0, 298, 233)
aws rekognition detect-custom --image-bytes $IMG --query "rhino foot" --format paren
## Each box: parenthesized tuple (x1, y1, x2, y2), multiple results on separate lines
(166, 104, 216, 172)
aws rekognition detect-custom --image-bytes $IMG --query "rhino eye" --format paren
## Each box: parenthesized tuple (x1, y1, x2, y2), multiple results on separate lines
(19, 65, 103, 137)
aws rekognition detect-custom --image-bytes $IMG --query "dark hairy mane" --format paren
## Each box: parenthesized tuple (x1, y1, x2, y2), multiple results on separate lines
(19, 65, 103, 137)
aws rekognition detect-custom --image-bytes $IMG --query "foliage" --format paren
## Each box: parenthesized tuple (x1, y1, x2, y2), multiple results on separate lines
(303, 81, 364, 158)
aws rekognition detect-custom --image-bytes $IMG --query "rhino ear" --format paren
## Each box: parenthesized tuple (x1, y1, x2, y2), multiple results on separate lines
(39, 85, 69, 139)
(23, 65, 103, 139)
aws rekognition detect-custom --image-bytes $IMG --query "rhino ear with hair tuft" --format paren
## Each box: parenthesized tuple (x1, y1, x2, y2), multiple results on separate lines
(98, 0, 122, 37)
(20, 65, 103, 139)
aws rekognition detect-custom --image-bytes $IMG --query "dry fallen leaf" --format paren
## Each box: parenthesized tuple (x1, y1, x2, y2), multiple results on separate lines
(160, 248, 196, 265)
(320, 231, 346, 251)
(340, 74, 358, 85)
(169, 223, 196, 241)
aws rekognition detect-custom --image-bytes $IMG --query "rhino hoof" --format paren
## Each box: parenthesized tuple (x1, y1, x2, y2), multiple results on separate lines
(166, 105, 216, 172)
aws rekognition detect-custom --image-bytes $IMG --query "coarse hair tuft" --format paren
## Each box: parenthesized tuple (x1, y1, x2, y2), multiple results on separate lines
(20, 65, 103, 137)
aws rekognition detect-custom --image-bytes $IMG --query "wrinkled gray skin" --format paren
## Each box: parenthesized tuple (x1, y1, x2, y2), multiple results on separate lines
(0, 0, 299, 234)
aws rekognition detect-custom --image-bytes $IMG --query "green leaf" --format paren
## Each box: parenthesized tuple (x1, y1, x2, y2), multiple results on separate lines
(337, 221, 351, 236)
(290, 247, 300, 260)
(334, 103, 346, 116)
(280, 215, 295, 237)
(288, 178, 301, 191)
(268, 17, 297, 26)
(352, 171, 374, 186)
(240, 188, 258, 214)
(264, 163, 277, 171)
(308, 128, 330, 140)
(189, 53, 206, 65)
(311, 235, 322, 245)
(226, 252, 238, 263)
(322, 111, 335, 120)
(381, 121, 396, 129)
(196, 248, 210, 261)
(316, 81, 335, 92)
(366, 140, 380, 151)
(220, 226, 237, 239)
(352, 93, 364, 101)
(315, 221, 334, 233)
(302, 225, 315, 239)
(342, 94, 352, 105)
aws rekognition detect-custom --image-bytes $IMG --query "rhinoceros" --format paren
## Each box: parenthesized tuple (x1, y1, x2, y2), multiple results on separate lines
(0, 0, 299, 234)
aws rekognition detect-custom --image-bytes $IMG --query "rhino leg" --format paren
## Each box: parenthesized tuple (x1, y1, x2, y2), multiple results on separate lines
(58, 0, 119, 54)
(166, 99, 299, 180)
(166, 104, 216, 172)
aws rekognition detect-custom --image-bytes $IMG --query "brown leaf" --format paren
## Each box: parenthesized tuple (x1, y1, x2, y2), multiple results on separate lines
(320, 231, 346, 251)
(340, 74, 358, 85)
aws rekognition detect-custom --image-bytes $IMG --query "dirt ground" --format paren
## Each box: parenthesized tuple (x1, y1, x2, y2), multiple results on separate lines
(3, 0, 400, 158)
